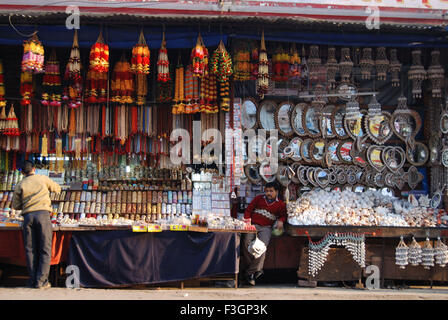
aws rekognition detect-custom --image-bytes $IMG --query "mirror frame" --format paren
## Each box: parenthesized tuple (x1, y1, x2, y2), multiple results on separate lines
(276, 164, 291, 187)
(291, 102, 308, 137)
(314, 167, 330, 188)
(344, 109, 367, 141)
(301, 138, 314, 163)
(310, 139, 327, 166)
(337, 140, 354, 164)
(241, 98, 258, 130)
(440, 110, 448, 134)
(244, 164, 262, 184)
(366, 145, 386, 172)
(382, 146, 406, 173)
(364, 111, 393, 145)
(302, 104, 322, 138)
(320, 104, 336, 139)
(389, 108, 422, 145)
(275, 101, 295, 137)
(297, 165, 309, 186)
(325, 139, 342, 166)
(257, 100, 278, 131)
(259, 162, 277, 183)
(406, 142, 429, 166)
(288, 137, 303, 162)
(331, 105, 349, 139)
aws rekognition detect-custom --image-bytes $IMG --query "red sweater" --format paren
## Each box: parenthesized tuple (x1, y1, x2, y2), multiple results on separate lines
(244, 195, 287, 227)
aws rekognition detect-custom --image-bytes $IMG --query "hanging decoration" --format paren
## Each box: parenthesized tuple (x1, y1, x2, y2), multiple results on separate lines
(4, 104, 20, 136)
(183, 65, 194, 113)
(345, 97, 360, 121)
(233, 43, 251, 81)
(250, 44, 259, 81)
(408, 49, 426, 99)
(131, 30, 150, 75)
(339, 47, 353, 83)
(367, 95, 382, 119)
(435, 237, 448, 267)
(111, 58, 134, 104)
(359, 48, 374, 80)
(389, 49, 401, 87)
(210, 40, 233, 83)
(256, 31, 269, 99)
(408, 237, 422, 266)
(308, 232, 365, 277)
(172, 60, 185, 114)
(41, 50, 62, 107)
(0, 60, 5, 107)
(157, 32, 170, 83)
(20, 72, 33, 106)
(191, 33, 209, 78)
(395, 236, 409, 269)
(289, 43, 301, 80)
(85, 68, 108, 104)
(89, 31, 109, 73)
(421, 237, 435, 269)
(135, 74, 148, 106)
(427, 50, 444, 98)
(272, 45, 290, 82)
(375, 47, 389, 81)
(21, 34, 45, 73)
(307, 45, 321, 82)
(326, 47, 338, 88)
(200, 73, 218, 114)
(63, 30, 83, 108)
(0, 105, 5, 133)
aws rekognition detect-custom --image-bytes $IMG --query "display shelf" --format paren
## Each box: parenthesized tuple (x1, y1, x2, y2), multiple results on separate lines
(287, 224, 448, 238)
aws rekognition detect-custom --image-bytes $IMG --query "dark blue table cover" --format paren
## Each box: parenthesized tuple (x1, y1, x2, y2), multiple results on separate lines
(67, 230, 240, 288)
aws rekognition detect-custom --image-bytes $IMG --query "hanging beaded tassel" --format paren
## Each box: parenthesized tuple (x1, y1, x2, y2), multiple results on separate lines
(326, 47, 338, 88)
(20, 71, 33, 106)
(375, 47, 389, 81)
(4, 104, 20, 136)
(0, 60, 5, 107)
(408, 237, 422, 266)
(21, 33, 44, 74)
(359, 48, 374, 80)
(191, 33, 208, 78)
(131, 29, 150, 75)
(63, 30, 83, 109)
(395, 236, 409, 269)
(421, 237, 435, 269)
(41, 50, 62, 107)
(389, 49, 401, 87)
(435, 237, 448, 267)
(307, 45, 321, 82)
(408, 50, 426, 99)
(345, 97, 360, 121)
(367, 94, 382, 119)
(427, 50, 444, 98)
(339, 48, 353, 83)
(111, 57, 134, 104)
(289, 43, 301, 81)
(256, 31, 269, 99)
(157, 32, 170, 83)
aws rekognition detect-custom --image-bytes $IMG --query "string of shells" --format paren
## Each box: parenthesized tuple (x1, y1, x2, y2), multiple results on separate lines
(408, 237, 422, 266)
(435, 237, 448, 267)
(408, 49, 426, 99)
(326, 47, 338, 89)
(395, 236, 408, 269)
(389, 48, 401, 87)
(287, 189, 438, 227)
(421, 237, 435, 269)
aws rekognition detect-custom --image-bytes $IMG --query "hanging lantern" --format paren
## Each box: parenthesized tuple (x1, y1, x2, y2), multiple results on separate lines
(89, 31, 109, 73)
(427, 50, 444, 98)
(339, 47, 353, 83)
(359, 48, 374, 80)
(21, 34, 45, 74)
(157, 32, 170, 83)
(326, 47, 338, 88)
(367, 95, 382, 119)
(408, 49, 426, 99)
(421, 237, 435, 269)
(0, 60, 5, 107)
(375, 47, 389, 81)
(435, 237, 448, 267)
(63, 30, 83, 108)
(389, 49, 401, 87)
(307, 45, 321, 81)
(408, 237, 422, 266)
(256, 30, 269, 99)
(289, 43, 301, 80)
(111, 58, 134, 104)
(41, 50, 62, 107)
(191, 33, 209, 78)
(131, 30, 150, 75)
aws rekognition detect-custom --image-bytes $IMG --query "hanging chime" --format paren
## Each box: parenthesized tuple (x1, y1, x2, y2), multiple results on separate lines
(408, 237, 422, 266)
(375, 47, 389, 81)
(359, 48, 374, 80)
(63, 30, 83, 109)
(339, 47, 353, 83)
(421, 237, 435, 269)
(326, 47, 338, 88)
(408, 50, 426, 99)
(427, 50, 444, 98)
(434, 237, 448, 267)
(307, 45, 321, 81)
(389, 49, 401, 87)
(41, 50, 62, 107)
(21, 33, 45, 74)
(395, 236, 409, 269)
(0, 60, 5, 107)
(256, 30, 269, 99)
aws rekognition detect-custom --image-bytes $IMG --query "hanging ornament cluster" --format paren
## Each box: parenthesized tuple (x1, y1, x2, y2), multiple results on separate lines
(0, 60, 5, 107)
(408, 237, 422, 266)
(21, 34, 45, 73)
(307, 45, 322, 81)
(272, 45, 290, 82)
(289, 43, 301, 80)
(345, 97, 360, 121)
(421, 237, 435, 269)
(135, 74, 148, 106)
(435, 237, 448, 267)
(63, 30, 83, 108)
(20, 72, 33, 106)
(326, 47, 338, 88)
(210, 40, 233, 83)
(308, 232, 365, 278)
(339, 47, 353, 83)
(131, 30, 150, 75)
(250, 46, 259, 80)
(233, 44, 251, 81)
(191, 34, 209, 78)
(359, 48, 374, 80)
(375, 47, 389, 81)
(256, 31, 269, 99)
(200, 73, 218, 113)
(3, 104, 20, 136)
(367, 95, 382, 119)
(41, 51, 62, 107)
(157, 32, 170, 83)
(85, 68, 108, 104)
(408, 49, 426, 99)
(389, 49, 401, 87)
(111, 58, 134, 104)
(395, 236, 408, 269)
(427, 50, 444, 98)
(89, 32, 109, 73)
(172, 61, 185, 114)
(183, 65, 201, 113)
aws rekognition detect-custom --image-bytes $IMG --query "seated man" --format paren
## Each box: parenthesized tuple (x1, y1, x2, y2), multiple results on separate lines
(241, 181, 286, 286)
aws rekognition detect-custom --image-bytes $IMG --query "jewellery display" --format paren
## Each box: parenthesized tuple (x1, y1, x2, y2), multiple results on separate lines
(395, 236, 408, 269)
(307, 232, 365, 277)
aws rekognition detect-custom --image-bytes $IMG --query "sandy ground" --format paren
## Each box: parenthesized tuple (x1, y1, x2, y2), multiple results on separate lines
(1, 285, 448, 300)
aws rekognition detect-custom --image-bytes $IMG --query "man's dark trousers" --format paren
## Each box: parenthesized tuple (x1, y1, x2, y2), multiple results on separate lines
(22, 210, 52, 287)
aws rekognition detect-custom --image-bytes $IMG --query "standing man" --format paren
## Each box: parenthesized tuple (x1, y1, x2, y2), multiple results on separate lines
(242, 181, 287, 286)
(12, 160, 61, 289)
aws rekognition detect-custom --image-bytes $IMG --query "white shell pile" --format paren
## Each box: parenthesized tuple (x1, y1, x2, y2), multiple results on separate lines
(408, 237, 422, 266)
(421, 238, 435, 269)
(435, 237, 448, 267)
(287, 189, 437, 227)
(395, 236, 408, 269)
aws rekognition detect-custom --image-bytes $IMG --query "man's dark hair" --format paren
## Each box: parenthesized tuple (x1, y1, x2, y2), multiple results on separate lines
(265, 181, 280, 191)
(22, 160, 35, 175)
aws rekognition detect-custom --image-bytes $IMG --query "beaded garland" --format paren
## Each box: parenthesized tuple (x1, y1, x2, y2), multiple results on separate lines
(157, 32, 170, 83)
(111, 58, 134, 104)
(41, 51, 62, 107)
(63, 30, 83, 109)
(131, 30, 150, 75)
(191, 34, 208, 78)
